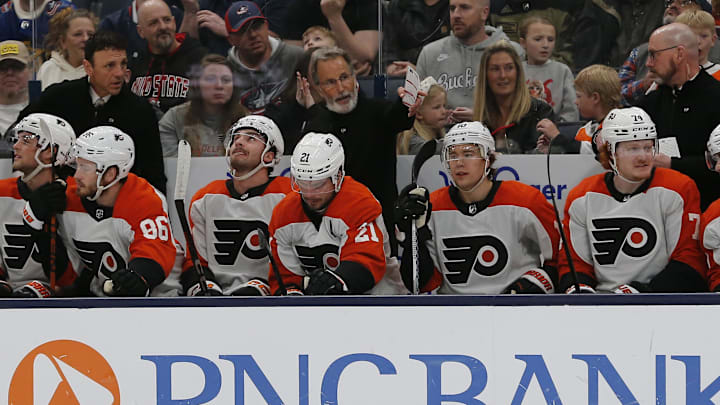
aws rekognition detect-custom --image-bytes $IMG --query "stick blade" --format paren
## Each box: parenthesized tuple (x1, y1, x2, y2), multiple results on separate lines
(174, 140, 192, 201)
(412, 139, 437, 183)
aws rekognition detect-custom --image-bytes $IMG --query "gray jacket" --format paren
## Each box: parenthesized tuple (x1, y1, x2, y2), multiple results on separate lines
(159, 102, 226, 157)
(416, 26, 524, 110)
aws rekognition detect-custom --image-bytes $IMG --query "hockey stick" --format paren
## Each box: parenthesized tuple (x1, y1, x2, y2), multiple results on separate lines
(257, 228, 287, 296)
(174, 140, 210, 295)
(409, 139, 437, 295)
(545, 136, 581, 293)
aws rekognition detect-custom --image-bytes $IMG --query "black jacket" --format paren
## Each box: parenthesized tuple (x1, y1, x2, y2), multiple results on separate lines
(382, 0, 450, 68)
(129, 33, 207, 115)
(304, 92, 413, 230)
(637, 69, 720, 210)
(17, 78, 167, 194)
(490, 98, 554, 153)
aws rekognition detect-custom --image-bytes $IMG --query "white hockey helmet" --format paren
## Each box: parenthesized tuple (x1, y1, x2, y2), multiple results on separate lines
(601, 107, 657, 156)
(707, 123, 720, 171)
(225, 115, 284, 180)
(72, 126, 135, 201)
(11, 113, 76, 181)
(291, 132, 345, 193)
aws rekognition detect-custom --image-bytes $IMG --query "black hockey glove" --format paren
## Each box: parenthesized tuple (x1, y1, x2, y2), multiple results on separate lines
(394, 184, 431, 234)
(26, 180, 67, 223)
(229, 278, 271, 296)
(107, 269, 150, 297)
(186, 280, 223, 296)
(0, 280, 11, 297)
(612, 282, 649, 293)
(503, 269, 554, 294)
(304, 269, 349, 295)
(13, 281, 55, 298)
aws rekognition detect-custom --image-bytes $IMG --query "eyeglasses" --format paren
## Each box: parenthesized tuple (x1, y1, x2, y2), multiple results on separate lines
(648, 45, 679, 61)
(317, 73, 354, 90)
(665, 0, 695, 8)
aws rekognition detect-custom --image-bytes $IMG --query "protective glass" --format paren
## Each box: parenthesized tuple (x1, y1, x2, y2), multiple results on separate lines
(8, 130, 39, 146)
(443, 144, 488, 164)
(225, 131, 266, 150)
(74, 159, 99, 174)
(291, 176, 335, 195)
(614, 142, 657, 158)
(706, 151, 720, 171)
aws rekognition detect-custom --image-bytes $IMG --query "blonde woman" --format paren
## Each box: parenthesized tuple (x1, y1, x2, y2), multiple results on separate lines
(473, 40, 554, 153)
(397, 77, 448, 155)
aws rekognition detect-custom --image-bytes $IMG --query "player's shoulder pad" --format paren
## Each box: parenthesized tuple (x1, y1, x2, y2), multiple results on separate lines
(327, 177, 382, 222)
(191, 179, 229, 204)
(0, 177, 21, 199)
(269, 192, 305, 229)
(429, 186, 453, 211)
(492, 180, 549, 209)
(264, 176, 292, 195)
(651, 167, 700, 196)
(114, 174, 168, 218)
(704, 199, 720, 222)
(565, 172, 608, 203)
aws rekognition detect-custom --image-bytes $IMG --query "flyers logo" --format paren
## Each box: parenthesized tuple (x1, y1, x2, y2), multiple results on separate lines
(8, 339, 120, 404)
(442, 235, 509, 284)
(73, 240, 127, 278)
(591, 217, 657, 265)
(3, 223, 41, 269)
(213, 219, 268, 265)
(295, 244, 340, 272)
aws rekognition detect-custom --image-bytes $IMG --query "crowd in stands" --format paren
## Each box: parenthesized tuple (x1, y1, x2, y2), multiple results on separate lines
(1, 0, 720, 297)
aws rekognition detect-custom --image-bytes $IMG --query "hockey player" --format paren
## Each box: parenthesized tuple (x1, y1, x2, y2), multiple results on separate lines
(700, 126, 720, 292)
(268, 132, 405, 295)
(24, 126, 178, 296)
(0, 113, 75, 297)
(182, 115, 290, 296)
(395, 121, 559, 294)
(558, 107, 707, 293)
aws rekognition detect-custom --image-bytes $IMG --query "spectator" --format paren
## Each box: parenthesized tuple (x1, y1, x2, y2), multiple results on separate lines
(537, 64, 622, 155)
(0, 40, 30, 136)
(383, 0, 450, 75)
(472, 40, 553, 153)
(178, 0, 230, 56)
(224, 1, 302, 113)
(130, 0, 207, 116)
(519, 17, 577, 122)
(639, 22, 720, 210)
(396, 77, 448, 155)
(100, 0, 184, 66)
(17, 31, 167, 194)
(38, 8, 97, 91)
(416, 0, 524, 119)
(281, 0, 379, 74)
(619, 0, 707, 105)
(0, 0, 72, 72)
(302, 26, 335, 51)
(159, 53, 248, 156)
(676, 10, 720, 78)
(299, 46, 415, 252)
(558, 107, 707, 294)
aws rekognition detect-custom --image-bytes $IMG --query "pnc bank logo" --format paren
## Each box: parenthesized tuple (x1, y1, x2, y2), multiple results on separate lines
(9, 339, 120, 405)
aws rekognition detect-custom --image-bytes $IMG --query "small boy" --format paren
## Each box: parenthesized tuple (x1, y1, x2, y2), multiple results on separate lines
(676, 10, 720, 79)
(536, 64, 622, 155)
(302, 26, 336, 51)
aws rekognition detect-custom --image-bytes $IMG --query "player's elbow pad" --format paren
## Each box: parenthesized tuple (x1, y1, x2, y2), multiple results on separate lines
(650, 260, 708, 293)
(334, 261, 376, 294)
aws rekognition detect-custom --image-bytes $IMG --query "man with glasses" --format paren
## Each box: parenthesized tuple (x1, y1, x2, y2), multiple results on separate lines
(301, 46, 415, 254)
(619, 0, 710, 104)
(268, 132, 405, 295)
(639, 22, 720, 209)
(558, 107, 706, 293)
(224, 1, 302, 113)
(394, 121, 559, 294)
(0, 40, 30, 137)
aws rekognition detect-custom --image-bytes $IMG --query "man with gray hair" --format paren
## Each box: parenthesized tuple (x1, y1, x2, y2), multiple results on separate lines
(298, 46, 415, 252)
(638, 22, 720, 209)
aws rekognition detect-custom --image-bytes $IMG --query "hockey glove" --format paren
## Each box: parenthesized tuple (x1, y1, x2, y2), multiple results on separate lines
(23, 180, 67, 228)
(0, 280, 11, 297)
(304, 269, 349, 295)
(13, 280, 55, 298)
(394, 184, 431, 234)
(186, 280, 223, 296)
(228, 278, 271, 296)
(107, 269, 150, 297)
(565, 284, 596, 294)
(503, 269, 554, 294)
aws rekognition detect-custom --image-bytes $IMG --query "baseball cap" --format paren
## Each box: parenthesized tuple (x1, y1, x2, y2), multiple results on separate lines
(225, 1, 266, 34)
(0, 40, 30, 65)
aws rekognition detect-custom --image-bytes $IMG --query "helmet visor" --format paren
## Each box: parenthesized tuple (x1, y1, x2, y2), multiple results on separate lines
(706, 150, 720, 171)
(7, 129, 39, 146)
(613, 141, 656, 158)
(443, 144, 488, 164)
(291, 176, 335, 195)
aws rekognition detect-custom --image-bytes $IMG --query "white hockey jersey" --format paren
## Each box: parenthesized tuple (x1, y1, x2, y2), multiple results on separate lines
(423, 181, 559, 294)
(560, 168, 706, 291)
(186, 177, 291, 292)
(57, 175, 178, 296)
(0, 177, 73, 288)
(269, 176, 406, 295)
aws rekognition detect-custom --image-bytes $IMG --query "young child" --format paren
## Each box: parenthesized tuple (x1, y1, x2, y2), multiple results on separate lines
(396, 77, 448, 155)
(519, 17, 578, 122)
(536, 64, 622, 155)
(675, 10, 720, 79)
(302, 26, 337, 51)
